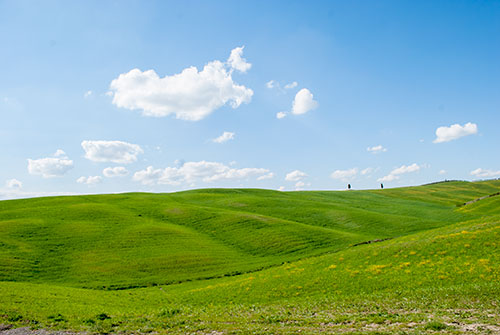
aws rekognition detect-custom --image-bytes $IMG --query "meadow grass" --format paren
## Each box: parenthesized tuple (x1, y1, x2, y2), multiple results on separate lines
(0, 180, 499, 333)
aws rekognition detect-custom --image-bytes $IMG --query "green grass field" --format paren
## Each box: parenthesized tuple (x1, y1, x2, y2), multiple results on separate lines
(1, 180, 499, 334)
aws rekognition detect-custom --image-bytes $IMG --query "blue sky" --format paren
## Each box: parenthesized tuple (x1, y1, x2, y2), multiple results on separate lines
(1, 0, 499, 199)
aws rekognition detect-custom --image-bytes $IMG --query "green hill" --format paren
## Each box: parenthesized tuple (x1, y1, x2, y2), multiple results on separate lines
(0, 180, 499, 333)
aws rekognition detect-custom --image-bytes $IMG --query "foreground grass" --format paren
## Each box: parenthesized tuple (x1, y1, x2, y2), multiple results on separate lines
(1, 180, 499, 333)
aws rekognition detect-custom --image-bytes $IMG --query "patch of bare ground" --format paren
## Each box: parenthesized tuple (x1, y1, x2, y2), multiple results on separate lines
(446, 322, 500, 334)
(0, 326, 83, 335)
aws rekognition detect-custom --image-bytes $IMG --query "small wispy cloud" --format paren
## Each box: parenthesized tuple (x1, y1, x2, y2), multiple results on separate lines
(276, 111, 287, 119)
(103, 166, 129, 178)
(5, 179, 22, 189)
(212, 131, 235, 144)
(266, 80, 298, 91)
(470, 168, 500, 178)
(378, 163, 421, 182)
(257, 172, 274, 180)
(285, 170, 307, 182)
(360, 167, 374, 176)
(266, 80, 277, 89)
(77, 176, 102, 185)
(367, 145, 387, 154)
(331, 168, 358, 182)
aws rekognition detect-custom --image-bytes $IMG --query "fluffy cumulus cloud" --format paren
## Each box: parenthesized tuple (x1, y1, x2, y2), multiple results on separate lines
(109, 47, 253, 121)
(133, 161, 271, 186)
(103, 166, 129, 177)
(213, 131, 235, 143)
(433, 122, 478, 143)
(6, 179, 22, 189)
(227, 46, 252, 73)
(77, 176, 103, 185)
(285, 170, 307, 182)
(284, 81, 298, 89)
(470, 168, 500, 178)
(28, 150, 74, 178)
(292, 88, 318, 115)
(367, 145, 387, 154)
(331, 168, 358, 182)
(82, 140, 143, 164)
(378, 163, 421, 182)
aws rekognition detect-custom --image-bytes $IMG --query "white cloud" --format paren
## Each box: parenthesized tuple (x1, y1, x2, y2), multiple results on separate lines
(84, 90, 93, 98)
(292, 88, 318, 115)
(267, 80, 298, 91)
(257, 172, 274, 180)
(278, 186, 285, 191)
(439, 169, 447, 175)
(133, 161, 271, 186)
(227, 46, 252, 73)
(367, 145, 387, 154)
(213, 131, 235, 143)
(266, 80, 276, 89)
(378, 163, 421, 182)
(294, 180, 311, 191)
(433, 122, 478, 143)
(132, 166, 165, 186)
(53, 149, 67, 157)
(28, 155, 74, 178)
(378, 174, 398, 183)
(470, 168, 500, 178)
(276, 111, 287, 119)
(285, 170, 307, 182)
(109, 47, 253, 121)
(103, 166, 129, 178)
(77, 176, 103, 185)
(331, 168, 358, 182)
(6, 179, 22, 189)
(81, 140, 143, 164)
(361, 167, 374, 176)
(295, 181, 305, 189)
(391, 163, 421, 175)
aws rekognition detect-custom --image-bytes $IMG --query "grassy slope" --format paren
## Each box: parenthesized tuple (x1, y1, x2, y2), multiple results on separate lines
(0, 181, 484, 289)
(0, 180, 499, 333)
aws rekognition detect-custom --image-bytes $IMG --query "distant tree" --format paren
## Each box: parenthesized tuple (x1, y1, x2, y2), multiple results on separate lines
(347, 184, 351, 190)
(381, 183, 384, 189)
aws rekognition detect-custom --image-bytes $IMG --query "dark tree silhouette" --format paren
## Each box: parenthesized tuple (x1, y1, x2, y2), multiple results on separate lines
(347, 184, 351, 190)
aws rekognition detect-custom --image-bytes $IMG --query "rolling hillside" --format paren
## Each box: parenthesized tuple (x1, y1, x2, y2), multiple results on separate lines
(0, 180, 499, 334)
